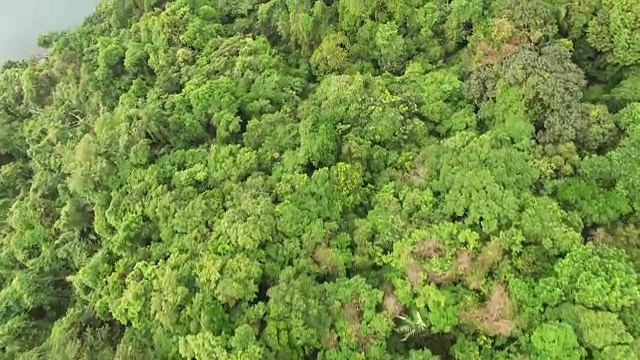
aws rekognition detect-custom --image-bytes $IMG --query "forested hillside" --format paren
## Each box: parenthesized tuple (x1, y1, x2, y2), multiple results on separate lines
(1, 0, 639, 358)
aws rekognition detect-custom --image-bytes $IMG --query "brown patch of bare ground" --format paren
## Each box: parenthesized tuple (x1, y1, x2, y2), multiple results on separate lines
(463, 283, 516, 336)
(427, 270, 454, 285)
(415, 239, 446, 258)
(405, 239, 456, 286)
(455, 249, 473, 275)
(473, 18, 528, 69)
(342, 300, 372, 350)
(456, 240, 504, 290)
(587, 227, 610, 245)
(321, 331, 338, 349)
(405, 257, 423, 287)
(382, 286, 404, 319)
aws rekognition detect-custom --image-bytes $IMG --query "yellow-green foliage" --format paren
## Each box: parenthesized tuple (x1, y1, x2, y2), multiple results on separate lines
(0, 0, 639, 359)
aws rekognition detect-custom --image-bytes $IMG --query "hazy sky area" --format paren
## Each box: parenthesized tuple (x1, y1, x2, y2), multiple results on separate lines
(0, 0, 100, 63)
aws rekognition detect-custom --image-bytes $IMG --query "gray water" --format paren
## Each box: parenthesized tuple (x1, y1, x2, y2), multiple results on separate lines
(0, 0, 100, 63)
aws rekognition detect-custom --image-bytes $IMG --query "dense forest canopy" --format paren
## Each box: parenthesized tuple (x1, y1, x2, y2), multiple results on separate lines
(1, 0, 640, 358)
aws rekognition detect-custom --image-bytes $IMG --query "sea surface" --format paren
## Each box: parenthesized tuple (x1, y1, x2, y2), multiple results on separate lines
(0, 0, 100, 63)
